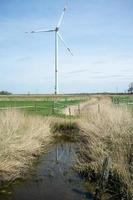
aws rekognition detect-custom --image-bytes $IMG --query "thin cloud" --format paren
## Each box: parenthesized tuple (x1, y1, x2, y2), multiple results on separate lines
(66, 69, 88, 74)
(92, 71, 102, 74)
(92, 60, 106, 64)
(41, 69, 89, 80)
(16, 56, 31, 62)
(119, 54, 131, 58)
(90, 74, 133, 79)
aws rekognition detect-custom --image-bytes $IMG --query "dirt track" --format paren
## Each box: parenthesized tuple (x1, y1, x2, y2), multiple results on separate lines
(63, 97, 98, 116)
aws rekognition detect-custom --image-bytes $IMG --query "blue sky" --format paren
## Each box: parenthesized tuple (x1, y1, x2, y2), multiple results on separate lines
(0, 0, 133, 94)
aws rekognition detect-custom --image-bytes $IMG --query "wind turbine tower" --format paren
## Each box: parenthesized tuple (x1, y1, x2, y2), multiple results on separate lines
(26, 5, 73, 95)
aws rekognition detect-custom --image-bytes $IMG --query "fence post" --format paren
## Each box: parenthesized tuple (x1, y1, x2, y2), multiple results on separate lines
(98, 104, 100, 113)
(129, 144, 133, 182)
(52, 101, 55, 115)
(35, 102, 37, 112)
(78, 104, 80, 115)
(69, 107, 71, 116)
(95, 157, 111, 199)
(56, 145, 58, 162)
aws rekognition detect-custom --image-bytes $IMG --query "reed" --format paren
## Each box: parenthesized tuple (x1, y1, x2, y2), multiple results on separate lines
(76, 98, 133, 199)
(0, 109, 52, 181)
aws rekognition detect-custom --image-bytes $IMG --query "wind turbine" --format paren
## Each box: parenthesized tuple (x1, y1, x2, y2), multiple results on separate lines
(26, 5, 73, 95)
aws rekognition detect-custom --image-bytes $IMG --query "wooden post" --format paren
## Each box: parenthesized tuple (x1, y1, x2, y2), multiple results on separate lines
(95, 157, 111, 199)
(69, 107, 71, 116)
(129, 144, 133, 182)
(35, 102, 37, 112)
(98, 104, 100, 113)
(10, 98, 12, 108)
(52, 101, 55, 115)
(56, 145, 58, 162)
(78, 104, 80, 115)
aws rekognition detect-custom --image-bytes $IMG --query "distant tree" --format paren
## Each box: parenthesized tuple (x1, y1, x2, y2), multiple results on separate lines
(128, 82, 133, 94)
(0, 91, 12, 95)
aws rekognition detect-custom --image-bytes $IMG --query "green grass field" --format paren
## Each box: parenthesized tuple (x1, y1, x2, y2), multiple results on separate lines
(0, 97, 84, 117)
(112, 95, 133, 103)
(112, 95, 133, 113)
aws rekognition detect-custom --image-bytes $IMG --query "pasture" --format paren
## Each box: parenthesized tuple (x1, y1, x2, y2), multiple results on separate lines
(112, 95, 133, 113)
(112, 95, 133, 104)
(0, 95, 86, 117)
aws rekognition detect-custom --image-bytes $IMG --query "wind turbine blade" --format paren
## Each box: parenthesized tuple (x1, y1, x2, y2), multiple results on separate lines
(57, 5, 67, 28)
(25, 29, 55, 34)
(58, 32, 73, 56)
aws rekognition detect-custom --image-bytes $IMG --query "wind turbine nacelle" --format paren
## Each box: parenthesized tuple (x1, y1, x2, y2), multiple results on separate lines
(55, 27, 59, 32)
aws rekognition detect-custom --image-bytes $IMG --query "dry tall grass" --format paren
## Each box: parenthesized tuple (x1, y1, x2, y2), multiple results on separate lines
(76, 98, 133, 199)
(0, 109, 52, 181)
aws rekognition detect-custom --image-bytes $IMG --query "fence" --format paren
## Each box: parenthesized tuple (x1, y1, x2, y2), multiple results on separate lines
(112, 97, 133, 114)
(112, 96, 133, 104)
(0, 100, 82, 116)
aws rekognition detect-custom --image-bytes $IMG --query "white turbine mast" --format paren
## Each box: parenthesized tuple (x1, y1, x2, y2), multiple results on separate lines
(26, 5, 73, 95)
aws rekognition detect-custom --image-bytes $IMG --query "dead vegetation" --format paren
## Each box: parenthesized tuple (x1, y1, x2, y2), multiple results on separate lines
(76, 98, 133, 199)
(52, 120, 80, 142)
(0, 109, 52, 182)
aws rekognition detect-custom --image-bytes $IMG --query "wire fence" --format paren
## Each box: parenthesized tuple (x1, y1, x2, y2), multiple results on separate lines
(112, 98, 133, 105)
(0, 100, 82, 116)
(112, 96, 133, 113)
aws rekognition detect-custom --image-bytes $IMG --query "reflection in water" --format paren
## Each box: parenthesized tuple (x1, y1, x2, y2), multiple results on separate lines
(0, 142, 93, 200)
(72, 189, 94, 200)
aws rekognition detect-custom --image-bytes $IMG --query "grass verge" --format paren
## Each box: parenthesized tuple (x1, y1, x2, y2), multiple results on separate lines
(76, 98, 133, 199)
(0, 109, 52, 182)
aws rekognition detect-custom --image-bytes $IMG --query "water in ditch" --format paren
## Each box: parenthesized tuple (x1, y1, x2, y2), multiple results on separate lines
(0, 141, 94, 200)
